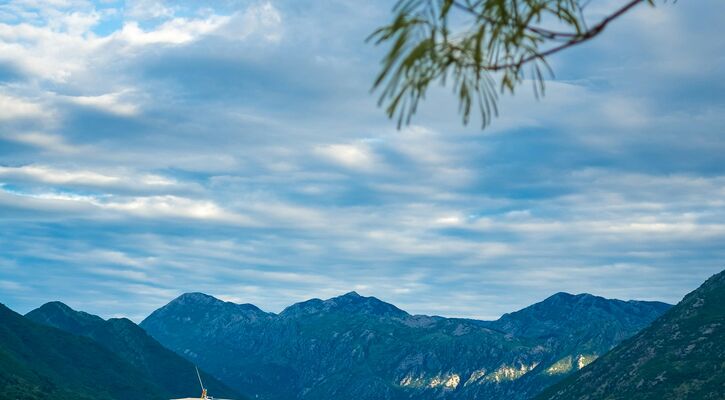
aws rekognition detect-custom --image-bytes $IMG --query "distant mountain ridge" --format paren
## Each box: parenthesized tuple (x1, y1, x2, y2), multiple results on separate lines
(536, 270, 725, 400)
(141, 290, 671, 400)
(484, 292, 672, 352)
(25, 301, 242, 400)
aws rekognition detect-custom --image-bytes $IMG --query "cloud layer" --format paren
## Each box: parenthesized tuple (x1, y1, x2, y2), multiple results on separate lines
(1, 0, 723, 321)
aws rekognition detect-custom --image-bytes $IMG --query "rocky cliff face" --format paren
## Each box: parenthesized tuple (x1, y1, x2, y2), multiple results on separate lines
(141, 290, 670, 400)
(536, 270, 725, 400)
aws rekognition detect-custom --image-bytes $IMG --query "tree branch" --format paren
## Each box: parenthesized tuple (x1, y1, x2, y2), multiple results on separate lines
(474, 0, 647, 72)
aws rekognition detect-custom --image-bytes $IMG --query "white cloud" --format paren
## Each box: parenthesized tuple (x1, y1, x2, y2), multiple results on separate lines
(0, 165, 120, 185)
(114, 17, 229, 46)
(216, 2, 283, 43)
(0, 165, 184, 188)
(49, 10, 101, 35)
(62, 89, 140, 116)
(389, 126, 450, 165)
(0, 20, 103, 82)
(240, 199, 327, 229)
(124, 0, 175, 20)
(314, 142, 379, 171)
(0, 93, 44, 120)
(599, 96, 650, 129)
(0, 280, 25, 291)
(88, 267, 151, 282)
(102, 195, 239, 221)
(0, 185, 256, 225)
(3, 132, 79, 153)
(434, 215, 463, 225)
(0, 1, 283, 86)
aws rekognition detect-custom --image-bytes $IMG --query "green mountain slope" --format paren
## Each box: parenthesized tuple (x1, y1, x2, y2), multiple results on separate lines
(0, 303, 164, 400)
(26, 301, 242, 400)
(536, 270, 725, 400)
(141, 291, 670, 400)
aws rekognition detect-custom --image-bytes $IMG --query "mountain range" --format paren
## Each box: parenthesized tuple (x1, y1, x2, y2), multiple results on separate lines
(140, 290, 670, 400)
(3, 270, 722, 400)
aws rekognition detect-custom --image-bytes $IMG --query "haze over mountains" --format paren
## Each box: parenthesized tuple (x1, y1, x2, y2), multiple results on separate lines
(140, 290, 670, 400)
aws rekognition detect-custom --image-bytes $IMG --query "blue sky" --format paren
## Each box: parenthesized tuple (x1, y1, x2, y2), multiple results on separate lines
(0, 0, 723, 321)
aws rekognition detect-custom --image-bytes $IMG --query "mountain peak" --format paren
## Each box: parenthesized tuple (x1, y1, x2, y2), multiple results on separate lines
(280, 291, 409, 318)
(33, 301, 87, 317)
(326, 291, 409, 317)
(37, 300, 74, 312)
(548, 292, 595, 301)
(170, 293, 265, 313)
(329, 291, 370, 304)
(141, 292, 272, 331)
(27, 301, 104, 333)
(174, 292, 223, 305)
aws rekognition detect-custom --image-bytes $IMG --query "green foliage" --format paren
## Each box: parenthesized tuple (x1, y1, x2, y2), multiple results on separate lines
(369, 0, 655, 128)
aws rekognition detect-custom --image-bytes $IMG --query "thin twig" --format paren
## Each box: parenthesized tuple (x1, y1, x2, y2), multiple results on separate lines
(454, 0, 646, 71)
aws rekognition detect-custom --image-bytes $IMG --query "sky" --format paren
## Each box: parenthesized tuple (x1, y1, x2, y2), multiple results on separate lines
(0, 0, 723, 322)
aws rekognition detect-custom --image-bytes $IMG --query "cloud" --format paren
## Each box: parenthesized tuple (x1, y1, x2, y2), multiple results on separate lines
(0, 185, 256, 226)
(102, 195, 251, 223)
(314, 142, 380, 171)
(0, 0, 282, 86)
(2, 132, 80, 153)
(0, 280, 25, 292)
(124, 0, 175, 20)
(0, 93, 44, 120)
(114, 17, 228, 46)
(62, 89, 140, 116)
(0, 165, 179, 190)
(215, 2, 283, 43)
(0, 165, 120, 185)
(0, 0, 723, 322)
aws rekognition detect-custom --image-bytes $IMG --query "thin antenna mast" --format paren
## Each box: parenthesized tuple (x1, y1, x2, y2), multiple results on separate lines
(195, 366, 206, 395)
